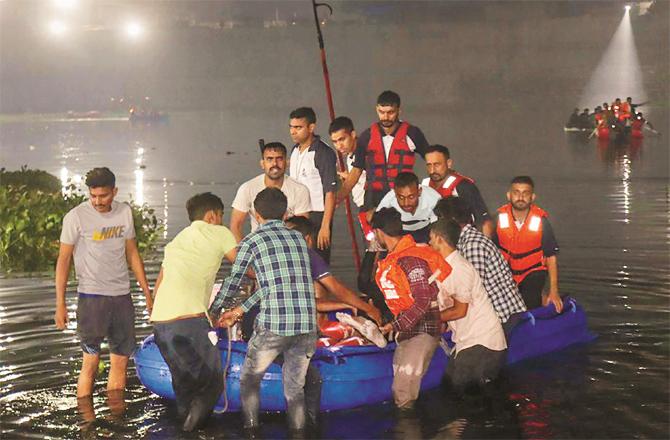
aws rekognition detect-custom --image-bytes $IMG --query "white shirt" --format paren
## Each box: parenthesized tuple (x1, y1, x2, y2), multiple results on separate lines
(438, 251, 507, 355)
(376, 185, 441, 232)
(231, 174, 311, 232)
(347, 153, 366, 208)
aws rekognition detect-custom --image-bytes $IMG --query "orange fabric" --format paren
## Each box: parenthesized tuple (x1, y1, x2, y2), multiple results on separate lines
(366, 122, 415, 192)
(375, 235, 452, 316)
(496, 204, 548, 284)
(430, 172, 475, 198)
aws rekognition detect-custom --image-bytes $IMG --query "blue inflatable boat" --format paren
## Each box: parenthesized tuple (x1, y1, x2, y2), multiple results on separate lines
(135, 297, 596, 412)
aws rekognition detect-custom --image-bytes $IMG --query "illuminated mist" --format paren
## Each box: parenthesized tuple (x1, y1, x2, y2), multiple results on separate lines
(579, 8, 647, 110)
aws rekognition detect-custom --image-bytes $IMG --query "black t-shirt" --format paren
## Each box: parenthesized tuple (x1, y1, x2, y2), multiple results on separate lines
(454, 179, 491, 228)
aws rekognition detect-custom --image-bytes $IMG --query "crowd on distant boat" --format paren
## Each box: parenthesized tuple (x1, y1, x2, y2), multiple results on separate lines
(56, 90, 577, 435)
(565, 96, 657, 139)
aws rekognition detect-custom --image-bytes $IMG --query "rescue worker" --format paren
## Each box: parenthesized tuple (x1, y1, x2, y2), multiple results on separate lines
(329, 116, 366, 211)
(492, 176, 563, 312)
(578, 108, 593, 129)
(337, 90, 430, 214)
(372, 208, 451, 411)
(422, 144, 494, 237)
(565, 108, 580, 128)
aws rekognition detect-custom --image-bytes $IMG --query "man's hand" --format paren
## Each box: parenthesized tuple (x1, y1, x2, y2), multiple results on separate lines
(337, 170, 350, 181)
(365, 304, 383, 326)
(217, 306, 243, 328)
(317, 225, 331, 250)
(144, 293, 154, 314)
(55, 304, 68, 330)
(379, 323, 393, 335)
(544, 291, 563, 313)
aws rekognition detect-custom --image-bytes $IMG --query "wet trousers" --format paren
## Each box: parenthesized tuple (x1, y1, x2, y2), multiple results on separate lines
(240, 325, 317, 430)
(153, 317, 223, 429)
(392, 333, 440, 408)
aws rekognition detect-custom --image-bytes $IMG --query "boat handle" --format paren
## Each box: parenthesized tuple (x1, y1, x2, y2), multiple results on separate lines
(524, 311, 536, 326)
(568, 298, 577, 313)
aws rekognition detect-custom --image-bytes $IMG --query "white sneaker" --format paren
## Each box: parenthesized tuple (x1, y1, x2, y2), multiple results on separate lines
(336, 313, 387, 348)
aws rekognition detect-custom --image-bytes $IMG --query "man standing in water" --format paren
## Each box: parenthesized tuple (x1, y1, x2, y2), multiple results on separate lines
(373, 208, 451, 411)
(289, 107, 338, 263)
(212, 188, 317, 437)
(422, 144, 494, 237)
(492, 176, 563, 312)
(230, 141, 311, 242)
(54, 167, 152, 398)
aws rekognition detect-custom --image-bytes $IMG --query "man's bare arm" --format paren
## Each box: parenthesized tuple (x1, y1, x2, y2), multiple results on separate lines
(336, 167, 363, 204)
(229, 208, 248, 243)
(440, 298, 469, 322)
(126, 239, 152, 312)
(54, 243, 74, 330)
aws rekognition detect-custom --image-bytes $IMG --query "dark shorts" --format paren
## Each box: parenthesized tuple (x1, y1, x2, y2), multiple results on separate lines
(77, 293, 136, 356)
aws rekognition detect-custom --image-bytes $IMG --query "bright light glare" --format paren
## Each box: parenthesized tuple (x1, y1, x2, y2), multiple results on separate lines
(578, 9, 647, 112)
(48, 20, 68, 36)
(124, 21, 144, 40)
(625, 5, 631, 12)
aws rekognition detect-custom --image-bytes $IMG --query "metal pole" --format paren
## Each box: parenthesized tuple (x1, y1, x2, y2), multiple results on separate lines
(311, 0, 361, 271)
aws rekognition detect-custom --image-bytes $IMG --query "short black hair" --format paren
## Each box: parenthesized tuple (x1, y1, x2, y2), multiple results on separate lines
(377, 90, 401, 107)
(433, 197, 472, 225)
(254, 187, 287, 220)
(394, 172, 419, 189)
(85, 167, 116, 188)
(290, 107, 317, 124)
(626, 97, 632, 101)
(328, 116, 355, 134)
(511, 175, 535, 189)
(431, 218, 461, 248)
(371, 207, 404, 237)
(425, 144, 451, 160)
(261, 141, 287, 157)
(285, 216, 316, 241)
(186, 192, 224, 222)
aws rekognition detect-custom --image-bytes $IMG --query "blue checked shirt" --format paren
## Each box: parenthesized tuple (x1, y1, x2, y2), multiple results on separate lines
(209, 220, 316, 336)
(458, 224, 527, 323)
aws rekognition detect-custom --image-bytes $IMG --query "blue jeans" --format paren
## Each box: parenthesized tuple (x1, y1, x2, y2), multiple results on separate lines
(240, 325, 317, 430)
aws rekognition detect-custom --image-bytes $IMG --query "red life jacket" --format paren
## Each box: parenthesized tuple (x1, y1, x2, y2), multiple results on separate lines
(366, 122, 415, 192)
(422, 172, 474, 198)
(375, 235, 452, 316)
(496, 204, 548, 284)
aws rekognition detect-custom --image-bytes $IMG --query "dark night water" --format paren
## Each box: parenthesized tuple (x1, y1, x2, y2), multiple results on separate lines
(1, 2, 669, 439)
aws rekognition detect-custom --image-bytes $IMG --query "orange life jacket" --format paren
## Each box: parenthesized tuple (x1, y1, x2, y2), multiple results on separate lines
(496, 204, 548, 284)
(375, 235, 452, 316)
(366, 122, 415, 193)
(422, 172, 474, 198)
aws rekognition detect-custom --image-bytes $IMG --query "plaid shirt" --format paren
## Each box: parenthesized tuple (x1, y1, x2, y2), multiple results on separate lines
(390, 256, 442, 342)
(457, 224, 527, 323)
(209, 220, 316, 336)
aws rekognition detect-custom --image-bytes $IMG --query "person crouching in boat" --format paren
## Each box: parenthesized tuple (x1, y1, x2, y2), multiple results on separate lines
(211, 188, 317, 437)
(428, 218, 507, 392)
(492, 176, 563, 313)
(150, 192, 238, 431)
(285, 216, 382, 327)
(373, 208, 451, 411)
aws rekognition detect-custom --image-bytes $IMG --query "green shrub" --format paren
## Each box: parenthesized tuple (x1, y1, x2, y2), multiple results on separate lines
(0, 167, 162, 274)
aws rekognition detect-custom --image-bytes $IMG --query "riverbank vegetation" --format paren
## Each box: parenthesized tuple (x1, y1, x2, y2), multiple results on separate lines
(0, 166, 161, 274)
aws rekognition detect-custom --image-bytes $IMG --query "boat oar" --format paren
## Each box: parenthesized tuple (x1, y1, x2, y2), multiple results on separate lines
(587, 126, 598, 139)
(310, 0, 361, 271)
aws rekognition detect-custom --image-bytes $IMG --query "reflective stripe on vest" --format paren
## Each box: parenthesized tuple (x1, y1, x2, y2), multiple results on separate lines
(375, 235, 452, 316)
(496, 204, 548, 284)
